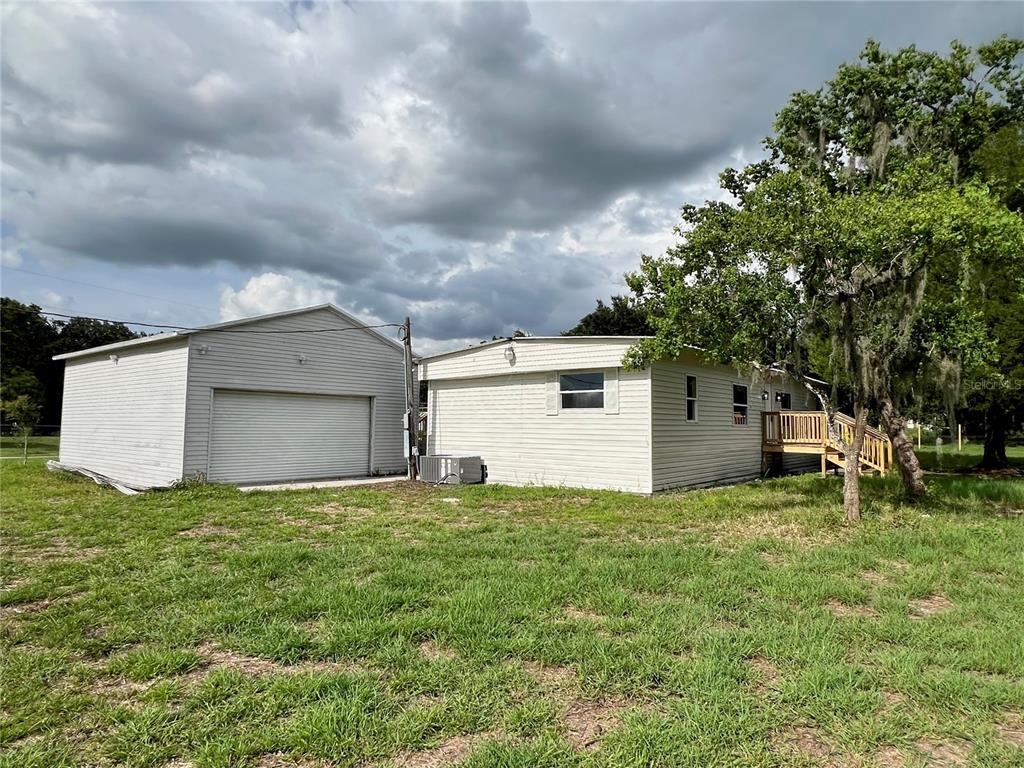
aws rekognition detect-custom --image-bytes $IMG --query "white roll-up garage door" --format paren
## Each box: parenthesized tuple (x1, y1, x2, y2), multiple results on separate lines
(208, 390, 371, 484)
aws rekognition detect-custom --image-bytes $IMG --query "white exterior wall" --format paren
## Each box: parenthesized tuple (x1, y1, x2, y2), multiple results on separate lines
(651, 356, 822, 489)
(58, 339, 189, 487)
(181, 307, 406, 479)
(427, 369, 652, 493)
(422, 338, 824, 494)
(419, 337, 641, 381)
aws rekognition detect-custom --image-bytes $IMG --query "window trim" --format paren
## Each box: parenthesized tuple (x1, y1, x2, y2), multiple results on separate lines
(732, 383, 749, 426)
(558, 370, 605, 410)
(685, 374, 698, 422)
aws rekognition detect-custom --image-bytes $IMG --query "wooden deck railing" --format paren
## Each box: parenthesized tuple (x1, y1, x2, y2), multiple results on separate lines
(762, 410, 892, 475)
(762, 410, 826, 447)
(833, 412, 892, 473)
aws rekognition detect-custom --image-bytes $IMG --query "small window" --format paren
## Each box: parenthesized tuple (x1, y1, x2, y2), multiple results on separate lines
(685, 375, 698, 421)
(560, 371, 604, 409)
(777, 391, 792, 410)
(732, 384, 748, 425)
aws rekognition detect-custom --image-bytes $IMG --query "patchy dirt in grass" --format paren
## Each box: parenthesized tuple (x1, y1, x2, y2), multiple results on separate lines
(880, 690, 907, 709)
(861, 570, 892, 586)
(996, 711, 1024, 747)
(825, 598, 878, 619)
(706, 516, 843, 549)
(83, 624, 108, 640)
(746, 656, 780, 689)
(563, 606, 605, 622)
(177, 523, 238, 539)
(370, 480, 440, 500)
(564, 697, 631, 751)
(409, 693, 443, 709)
(522, 660, 576, 695)
(914, 737, 971, 766)
(197, 643, 283, 674)
(628, 587, 676, 604)
(161, 760, 196, 768)
(391, 731, 497, 767)
(253, 753, 328, 768)
(314, 502, 379, 521)
(776, 726, 840, 763)
(417, 640, 456, 662)
(873, 745, 906, 767)
(89, 676, 156, 699)
(0, 597, 54, 620)
(909, 593, 954, 618)
(0, 591, 84, 622)
(390, 528, 426, 545)
(5, 733, 45, 751)
(8, 537, 106, 562)
(178, 642, 366, 682)
(758, 550, 789, 565)
(278, 514, 335, 533)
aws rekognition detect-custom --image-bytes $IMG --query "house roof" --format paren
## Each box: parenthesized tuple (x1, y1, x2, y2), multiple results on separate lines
(52, 304, 404, 361)
(419, 335, 652, 363)
(419, 335, 828, 385)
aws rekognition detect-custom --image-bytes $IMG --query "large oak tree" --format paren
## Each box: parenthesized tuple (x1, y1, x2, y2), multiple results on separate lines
(627, 38, 1024, 519)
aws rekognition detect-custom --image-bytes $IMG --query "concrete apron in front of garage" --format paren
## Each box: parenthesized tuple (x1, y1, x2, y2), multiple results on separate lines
(238, 475, 406, 492)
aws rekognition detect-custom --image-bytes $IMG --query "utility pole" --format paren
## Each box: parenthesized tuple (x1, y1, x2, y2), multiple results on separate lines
(401, 316, 418, 480)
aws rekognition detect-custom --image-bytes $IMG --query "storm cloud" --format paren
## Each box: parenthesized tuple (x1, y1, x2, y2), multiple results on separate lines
(2, 2, 1020, 349)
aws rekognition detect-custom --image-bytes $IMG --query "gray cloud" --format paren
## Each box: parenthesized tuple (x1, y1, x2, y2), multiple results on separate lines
(368, 3, 731, 239)
(2, 3, 350, 167)
(2, 1, 1020, 346)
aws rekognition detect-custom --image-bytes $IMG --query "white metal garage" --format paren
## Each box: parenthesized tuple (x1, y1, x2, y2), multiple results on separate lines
(52, 305, 408, 490)
(208, 390, 372, 484)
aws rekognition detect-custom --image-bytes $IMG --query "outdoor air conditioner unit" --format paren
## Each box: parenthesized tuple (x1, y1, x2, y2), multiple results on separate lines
(419, 455, 485, 485)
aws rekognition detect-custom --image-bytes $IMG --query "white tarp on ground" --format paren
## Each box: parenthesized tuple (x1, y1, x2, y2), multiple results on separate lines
(46, 461, 152, 495)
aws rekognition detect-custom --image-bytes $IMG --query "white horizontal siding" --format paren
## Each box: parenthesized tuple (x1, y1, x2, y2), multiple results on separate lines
(652, 358, 824, 489)
(650, 357, 767, 490)
(427, 368, 652, 493)
(182, 307, 406, 480)
(420, 338, 637, 381)
(58, 339, 189, 487)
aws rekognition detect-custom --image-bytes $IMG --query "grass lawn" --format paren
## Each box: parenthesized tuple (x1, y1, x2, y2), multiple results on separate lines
(1, 463, 1022, 768)
(914, 443, 1024, 473)
(0, 436, 59, 460)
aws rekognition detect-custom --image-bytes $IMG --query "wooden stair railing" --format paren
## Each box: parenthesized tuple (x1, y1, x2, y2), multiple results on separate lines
(762, 410, 892, 476)
(833, 412, 891, 474)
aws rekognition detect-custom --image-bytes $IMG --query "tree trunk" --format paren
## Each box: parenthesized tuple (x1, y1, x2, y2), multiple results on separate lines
(879, 397, 927, 497)
(981, 400, 1008, 470)
(843, 403, 868, 522)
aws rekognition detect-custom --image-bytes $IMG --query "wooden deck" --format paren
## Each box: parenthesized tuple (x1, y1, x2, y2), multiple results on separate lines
(762, 410, 893, 476)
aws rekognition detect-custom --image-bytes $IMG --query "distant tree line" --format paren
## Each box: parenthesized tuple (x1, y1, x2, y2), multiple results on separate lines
(1, 298, 138, 426)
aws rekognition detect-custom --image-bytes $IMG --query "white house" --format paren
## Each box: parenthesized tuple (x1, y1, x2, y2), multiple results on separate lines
(419, 336, 820, 494)
(53, 305, 408, 489)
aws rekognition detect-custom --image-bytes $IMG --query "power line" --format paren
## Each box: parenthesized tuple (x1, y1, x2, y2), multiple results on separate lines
(35, 310, 403, 335)
(3, 266, 217, 313)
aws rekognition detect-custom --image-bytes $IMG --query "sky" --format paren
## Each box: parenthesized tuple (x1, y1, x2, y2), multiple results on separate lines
(2, 1, 1021, 354)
